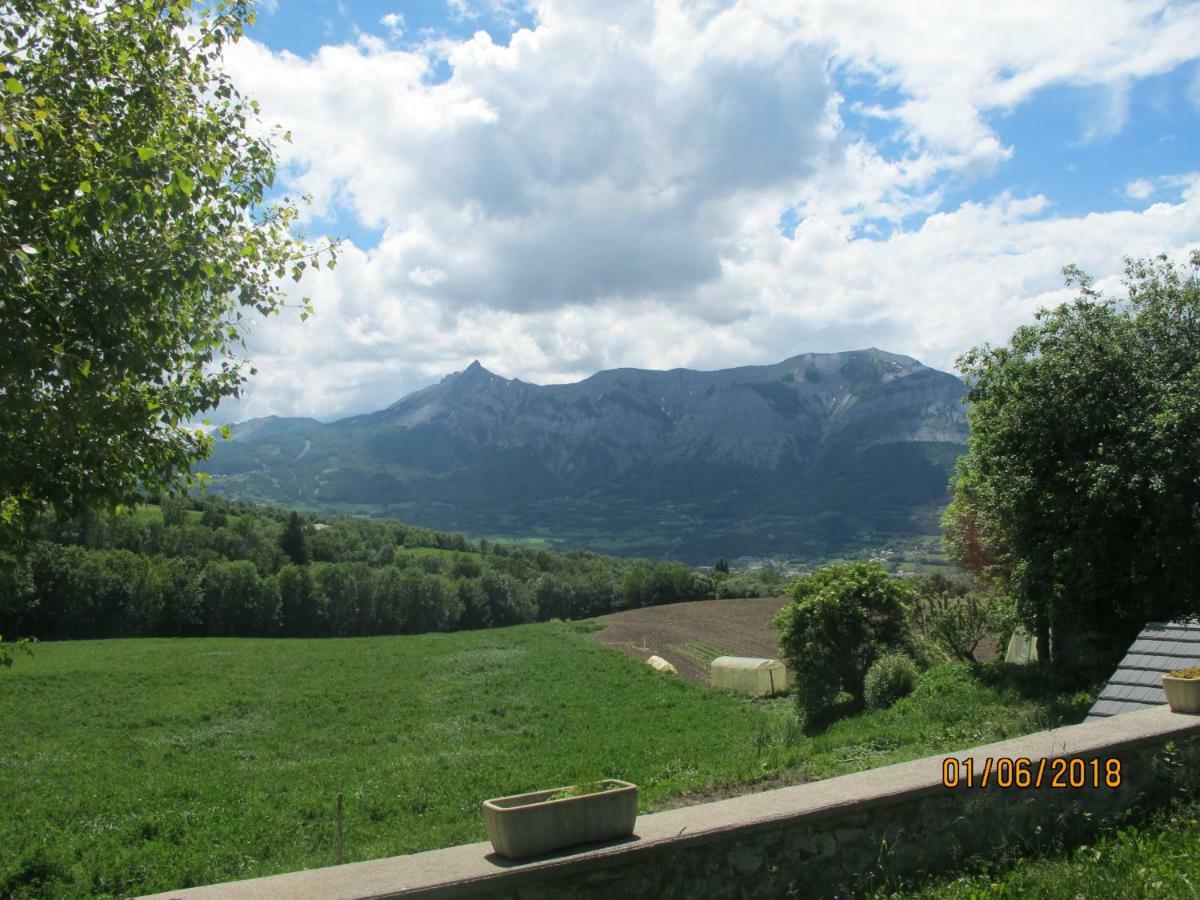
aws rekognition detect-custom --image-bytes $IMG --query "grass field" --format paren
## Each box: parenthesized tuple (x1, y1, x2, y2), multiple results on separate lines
(0, 625, 1093, 898)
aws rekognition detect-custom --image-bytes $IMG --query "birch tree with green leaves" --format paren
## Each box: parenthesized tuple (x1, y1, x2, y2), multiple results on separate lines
(0, 0, 335, 550)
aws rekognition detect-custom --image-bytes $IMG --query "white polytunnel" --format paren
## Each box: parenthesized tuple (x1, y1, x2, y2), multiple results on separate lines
(710, 656, 788, 698)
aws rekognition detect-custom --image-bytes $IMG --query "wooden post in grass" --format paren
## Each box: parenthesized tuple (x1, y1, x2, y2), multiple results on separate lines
(337, 793, 344, 865)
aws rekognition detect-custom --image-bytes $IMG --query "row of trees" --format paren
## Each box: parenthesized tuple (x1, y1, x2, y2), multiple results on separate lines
(41, 498, 480, 574)
(0, 543, 599, 639)
(0, 498, 788, 640)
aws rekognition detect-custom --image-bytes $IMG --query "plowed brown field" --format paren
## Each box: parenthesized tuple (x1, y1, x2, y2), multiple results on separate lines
(585, 596, 792, 686)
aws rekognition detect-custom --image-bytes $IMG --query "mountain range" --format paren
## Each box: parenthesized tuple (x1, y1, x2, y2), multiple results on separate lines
(203, 348, 969, 562)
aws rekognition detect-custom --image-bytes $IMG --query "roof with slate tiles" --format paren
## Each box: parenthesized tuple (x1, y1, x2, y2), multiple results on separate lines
(1086, 620, 1200, 720)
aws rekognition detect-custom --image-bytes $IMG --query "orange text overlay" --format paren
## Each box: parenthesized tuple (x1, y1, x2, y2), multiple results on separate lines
(941, 756, 1121, 790)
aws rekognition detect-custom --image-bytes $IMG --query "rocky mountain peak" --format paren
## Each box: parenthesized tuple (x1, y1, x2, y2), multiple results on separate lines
(206, 349, 969, 562)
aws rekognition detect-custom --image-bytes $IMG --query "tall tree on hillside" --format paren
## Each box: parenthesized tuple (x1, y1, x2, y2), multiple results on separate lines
(944, 252, 1200, 668)
(279, 511, 309, 566)
(0, 0, 336, 550)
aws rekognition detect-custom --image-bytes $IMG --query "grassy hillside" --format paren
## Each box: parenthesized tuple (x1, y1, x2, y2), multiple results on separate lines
(0, 627, 1091, 898)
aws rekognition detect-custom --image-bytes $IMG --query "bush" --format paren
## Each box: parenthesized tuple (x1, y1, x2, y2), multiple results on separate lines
(772, 561, 915, 726)
(863, 653, 918, 709)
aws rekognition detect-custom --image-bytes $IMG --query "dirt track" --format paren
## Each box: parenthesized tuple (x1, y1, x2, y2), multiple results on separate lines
(585, 596, 791, 686)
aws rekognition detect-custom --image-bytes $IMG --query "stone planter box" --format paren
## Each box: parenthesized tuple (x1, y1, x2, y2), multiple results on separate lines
(482, 779, 637, 859)
(1163, 675, 1200, 714)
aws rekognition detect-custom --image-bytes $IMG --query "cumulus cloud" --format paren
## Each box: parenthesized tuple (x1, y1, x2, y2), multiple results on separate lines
(224, 7, 835, 314)
(379, 12, 405, 40)
(223, 177, 1200, 423)
(212, 1, 1200, 423)
(1125, 177, 1155, 199)
(805, 0, 1200, 154)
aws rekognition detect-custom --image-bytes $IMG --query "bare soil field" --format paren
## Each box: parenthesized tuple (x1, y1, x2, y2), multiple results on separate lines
(585, 596, 792, 686)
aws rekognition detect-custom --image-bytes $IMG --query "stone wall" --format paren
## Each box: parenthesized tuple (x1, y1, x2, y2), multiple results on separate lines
(143, 706, 1200, 900)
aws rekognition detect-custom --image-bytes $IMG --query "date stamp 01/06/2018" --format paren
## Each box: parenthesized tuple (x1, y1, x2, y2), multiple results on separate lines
(941, 756, 1122, 790)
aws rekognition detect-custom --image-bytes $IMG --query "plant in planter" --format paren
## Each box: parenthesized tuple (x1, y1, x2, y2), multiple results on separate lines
(482, 779, 637, 859)
(1162, 666, 1200, 714)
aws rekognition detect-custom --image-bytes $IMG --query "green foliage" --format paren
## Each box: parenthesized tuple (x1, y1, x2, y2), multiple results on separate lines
(863, 652, 918, 710)
(0, 499, 736, 639)
(567, 620, 605, 634)
(946, 252, 1200, 665)
(0, 638, 1093, 897)
(279, 512, 309, 565)
(0, 633, 35, 670)
(0, 0, 336, 549)
(620, 560, 710, 608)
(160, 496, 189, 528)
(772, 562, 915, 726)
(713, 566, 789, 599)
(545, 780, 618, 801)
(911, 573, 1002, 663)
(897, 801, 1200, 899)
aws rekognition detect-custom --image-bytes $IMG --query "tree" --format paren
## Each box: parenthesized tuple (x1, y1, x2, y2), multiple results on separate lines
(945, 252, 1200, 668)
(0, 1, 335, 548)
(911, 573, 997, 664)
(772, 562, 914, 727)
(161, 496, 188, 528)
(279, 511, 308, 565)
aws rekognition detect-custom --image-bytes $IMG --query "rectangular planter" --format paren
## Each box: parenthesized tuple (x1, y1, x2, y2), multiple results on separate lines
(1162, 676, 1200, 714)
(482, 779, 638, 859)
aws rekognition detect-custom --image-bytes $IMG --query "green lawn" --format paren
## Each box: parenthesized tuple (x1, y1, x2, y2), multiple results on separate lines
(0, 627, 1091, 898)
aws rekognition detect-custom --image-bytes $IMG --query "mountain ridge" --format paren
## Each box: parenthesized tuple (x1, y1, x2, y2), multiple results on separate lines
(204, 349, 968, 562)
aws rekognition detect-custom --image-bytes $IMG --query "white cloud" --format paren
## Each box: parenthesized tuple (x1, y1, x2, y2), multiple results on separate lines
(1077, 79, 1132, 144)
(803, 0, 1200, 157)
(1125, 177, 1155, 199)
(212, 1, 1200, 422)
(223, 178, 1200, 423)
(446, 0, 478, 22)
(380, 12, 405, 40)
(223, 5, 836, 314)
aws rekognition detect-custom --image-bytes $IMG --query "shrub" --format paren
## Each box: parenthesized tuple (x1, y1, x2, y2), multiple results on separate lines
(772, 562, 915, 726)
(864, 653, 918, 709)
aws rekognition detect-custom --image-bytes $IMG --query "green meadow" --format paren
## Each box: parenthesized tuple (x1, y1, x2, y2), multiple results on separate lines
(0, 625, 1092, 898)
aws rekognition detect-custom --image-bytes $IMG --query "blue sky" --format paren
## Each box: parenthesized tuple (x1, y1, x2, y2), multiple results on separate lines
(251, 0, 535, 59)
(216, 1, 1200, 422)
